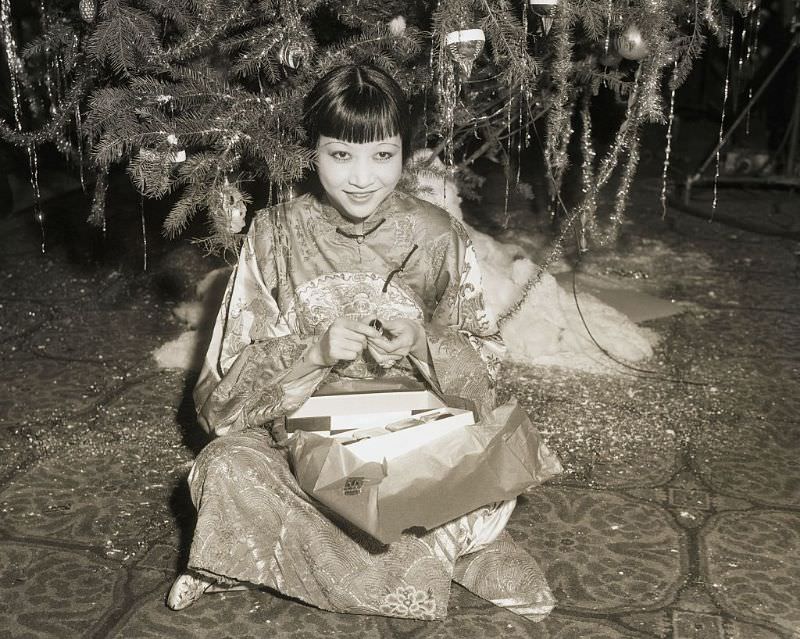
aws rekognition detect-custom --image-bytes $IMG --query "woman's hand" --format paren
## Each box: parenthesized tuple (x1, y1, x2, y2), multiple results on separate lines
(368, 318, 427, 361)
(308, 317, 382, 367)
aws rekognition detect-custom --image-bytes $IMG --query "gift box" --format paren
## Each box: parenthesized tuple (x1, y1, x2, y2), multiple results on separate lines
(286, 376, 446, 434)
(288, 398, 562, 544)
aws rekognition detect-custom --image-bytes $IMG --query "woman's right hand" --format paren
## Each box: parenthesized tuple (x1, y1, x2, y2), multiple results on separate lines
(308, 317, 382, 367)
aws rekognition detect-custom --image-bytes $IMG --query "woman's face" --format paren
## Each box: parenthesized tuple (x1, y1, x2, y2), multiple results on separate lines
(315, 134, 403, 221)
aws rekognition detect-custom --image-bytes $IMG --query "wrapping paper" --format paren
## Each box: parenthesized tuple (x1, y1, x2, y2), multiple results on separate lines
(288, 398, 562, 544)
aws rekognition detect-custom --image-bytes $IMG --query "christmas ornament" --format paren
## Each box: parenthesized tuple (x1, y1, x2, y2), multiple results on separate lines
(217, 178, 247, 233)
(278, 40, 312, 71)
(388, 15, 406, 36)
(149, 134, 186, 163)
(528, 0, 558, 36)
(445, 28, 485, 78)
(78, 0, 97, 23)
(616, 25, 649, 61)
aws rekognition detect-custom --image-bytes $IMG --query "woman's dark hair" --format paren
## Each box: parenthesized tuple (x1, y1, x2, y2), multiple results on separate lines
(303, 64, 412, 161)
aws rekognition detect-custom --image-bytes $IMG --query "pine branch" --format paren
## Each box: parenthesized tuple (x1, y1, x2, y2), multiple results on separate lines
(86, 0, 164, 77)
(163, 181, 206, 237)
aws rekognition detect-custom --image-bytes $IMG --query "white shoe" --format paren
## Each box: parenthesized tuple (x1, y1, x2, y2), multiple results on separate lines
(166, 571, 214, 610)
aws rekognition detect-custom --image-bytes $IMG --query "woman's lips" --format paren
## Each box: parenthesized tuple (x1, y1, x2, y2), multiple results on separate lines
(345, 191, 377, 202)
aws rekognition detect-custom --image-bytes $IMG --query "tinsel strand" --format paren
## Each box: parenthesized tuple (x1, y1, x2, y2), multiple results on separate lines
(140, 195, 148, 271)
(745, 0, 762, 134)
(544, 1, 574, 217)
(75, 104, 86, 192)
(28, 144, 45, 252)
(575, 66, 642, 247)
(2, 0, 45, 250)
(502, 100, 512, 228)
(0, 67, 95, 146)
(497, 207, 579, 326)
(0, 0, 24, 131)
(712, 21, 736, 218)
(609, 133, 641, 244)
(578, 92, 596, 252)
(602, 61, 651, 242)
(661, 62, 678, 218)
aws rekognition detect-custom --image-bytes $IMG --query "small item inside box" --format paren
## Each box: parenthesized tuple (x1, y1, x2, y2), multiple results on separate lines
(286, 378, 446, 436)
(332, 407, 476, 462)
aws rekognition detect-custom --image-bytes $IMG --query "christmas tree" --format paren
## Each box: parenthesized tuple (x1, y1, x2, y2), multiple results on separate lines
(1, 0, 756, 258)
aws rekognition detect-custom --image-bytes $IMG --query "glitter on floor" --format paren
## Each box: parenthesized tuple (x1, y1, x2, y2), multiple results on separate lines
(0, 179, 798, 638)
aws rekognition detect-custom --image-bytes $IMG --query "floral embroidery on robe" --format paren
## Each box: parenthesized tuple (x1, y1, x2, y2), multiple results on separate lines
(186, 190, 560, 621)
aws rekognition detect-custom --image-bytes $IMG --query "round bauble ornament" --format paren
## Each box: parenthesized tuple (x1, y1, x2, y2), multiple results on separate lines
(445, 28, 485, 78)
(616, 25, 649, 61)
(79, 0, 97, 22)
(278, 40, 313, 70)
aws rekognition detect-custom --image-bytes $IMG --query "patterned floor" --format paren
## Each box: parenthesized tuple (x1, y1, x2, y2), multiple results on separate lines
(0, 180, 798, 638)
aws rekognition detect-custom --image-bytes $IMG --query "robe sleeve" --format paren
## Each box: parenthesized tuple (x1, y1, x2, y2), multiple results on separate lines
(413, 218, 506, 409)
(193, 213, 329, 437)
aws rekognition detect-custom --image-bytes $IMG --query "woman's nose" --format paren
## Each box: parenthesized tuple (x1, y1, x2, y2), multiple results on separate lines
(348, 159, 374, 188)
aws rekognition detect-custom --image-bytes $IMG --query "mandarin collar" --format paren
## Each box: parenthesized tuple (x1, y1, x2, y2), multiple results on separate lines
(316, 190, 399, 234)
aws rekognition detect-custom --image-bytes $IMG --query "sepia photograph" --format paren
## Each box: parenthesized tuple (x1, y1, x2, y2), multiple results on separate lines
(1, 0, 798, 637)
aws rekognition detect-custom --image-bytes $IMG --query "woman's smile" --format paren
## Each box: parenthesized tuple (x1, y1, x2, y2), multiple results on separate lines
(345, 190, 377, 202)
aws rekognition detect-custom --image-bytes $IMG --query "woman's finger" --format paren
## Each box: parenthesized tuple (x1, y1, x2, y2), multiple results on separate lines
(332, 328, 368, 346)
(338, 317, 381, 338)
(332, 345, 362, 361)
(336, 335, 367, 352)
(369, 336, 402, 353)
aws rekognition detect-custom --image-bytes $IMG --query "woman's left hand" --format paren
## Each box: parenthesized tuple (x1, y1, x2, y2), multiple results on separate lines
(368, 319, 427, 361)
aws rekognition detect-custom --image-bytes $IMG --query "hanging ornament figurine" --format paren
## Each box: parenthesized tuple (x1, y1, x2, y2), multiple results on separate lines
(278, 39, 313, 71)
(217, 178, 247, 234)
(78, 0, 97, 22)
(616, 25, 649, 61)
(445, 28, 485, 78)
(528, 0, 558, 36)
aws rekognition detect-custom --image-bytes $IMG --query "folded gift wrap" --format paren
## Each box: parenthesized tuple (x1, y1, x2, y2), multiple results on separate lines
(288, 398, 562, 544)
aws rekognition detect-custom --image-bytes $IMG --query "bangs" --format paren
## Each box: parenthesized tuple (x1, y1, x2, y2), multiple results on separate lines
(317, 90, 401, 144)
(304, 64, 411, 158)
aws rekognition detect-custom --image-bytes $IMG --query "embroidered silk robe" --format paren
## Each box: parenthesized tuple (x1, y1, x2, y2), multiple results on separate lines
(185, 191, 559, 621)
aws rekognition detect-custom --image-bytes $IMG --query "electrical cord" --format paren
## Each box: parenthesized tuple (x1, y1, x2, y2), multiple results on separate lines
(567, 259, 714, 386)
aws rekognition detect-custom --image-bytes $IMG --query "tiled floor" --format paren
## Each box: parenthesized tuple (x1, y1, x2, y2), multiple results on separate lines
(0, 179, 798, 638)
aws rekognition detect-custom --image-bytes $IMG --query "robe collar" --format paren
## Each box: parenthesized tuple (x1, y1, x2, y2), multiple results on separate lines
(317, 190, 400, 237)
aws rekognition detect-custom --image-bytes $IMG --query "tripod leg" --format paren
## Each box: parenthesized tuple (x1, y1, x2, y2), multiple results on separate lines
(785, 54, 800, 175)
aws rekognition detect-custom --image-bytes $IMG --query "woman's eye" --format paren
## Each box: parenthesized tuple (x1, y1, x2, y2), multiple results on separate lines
(331, 151, 350, 161)
(375, 151, 395, 161)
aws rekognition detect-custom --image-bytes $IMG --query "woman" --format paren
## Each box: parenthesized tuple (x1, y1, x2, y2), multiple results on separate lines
(167, 64, 561, 621)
